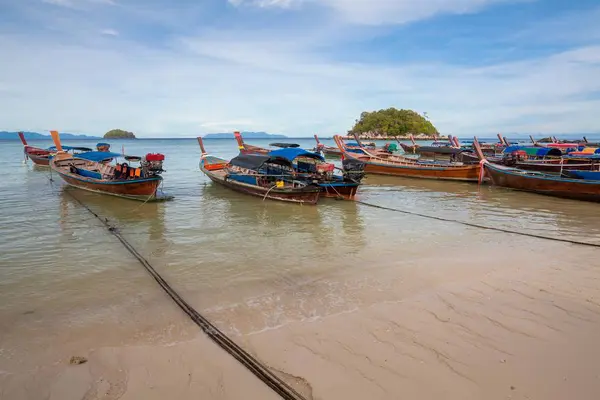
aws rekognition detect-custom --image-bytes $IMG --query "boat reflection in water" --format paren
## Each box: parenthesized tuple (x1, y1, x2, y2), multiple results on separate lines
(58, 185, 171, 257)
(200, 183, 366, 253)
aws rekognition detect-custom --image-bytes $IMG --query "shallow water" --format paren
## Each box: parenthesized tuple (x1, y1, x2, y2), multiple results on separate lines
(1, 136, 600, 372)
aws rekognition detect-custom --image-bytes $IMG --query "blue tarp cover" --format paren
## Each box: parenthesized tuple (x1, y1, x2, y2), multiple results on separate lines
(75, 151, 122, 162)
(75, 168, 102, 179)
(268, 148, 325, 162)
(502, 145, 562, 157)
(48, 145, 93, 151)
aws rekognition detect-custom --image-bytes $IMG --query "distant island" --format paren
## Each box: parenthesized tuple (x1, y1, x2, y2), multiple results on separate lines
(0, 131, 101, 140)
(104, 129, 136, 139)
(349, 108, 439, 140)
(204, 131, 288, 139)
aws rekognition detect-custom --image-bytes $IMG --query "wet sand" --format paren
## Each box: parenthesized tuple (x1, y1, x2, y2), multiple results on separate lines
(2, 231, 600, 400)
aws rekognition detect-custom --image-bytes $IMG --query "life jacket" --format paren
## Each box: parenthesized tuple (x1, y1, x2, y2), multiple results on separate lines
(114, 163, 129, 179)
(129, 167, 141, 178)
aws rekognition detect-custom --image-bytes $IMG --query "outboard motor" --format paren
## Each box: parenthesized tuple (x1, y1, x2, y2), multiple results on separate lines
(141, 153, 165, 176)
(316, 162, 335, 180)
(342, 158, 366, 183)
(503, 150, 526, 166)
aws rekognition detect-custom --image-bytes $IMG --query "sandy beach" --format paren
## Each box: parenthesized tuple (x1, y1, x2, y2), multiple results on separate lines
(3, 227, 600, 400)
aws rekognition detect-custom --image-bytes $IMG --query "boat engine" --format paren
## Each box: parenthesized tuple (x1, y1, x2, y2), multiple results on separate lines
(141, 153, 165, 176)
(342, 158, 366, 183)
(316, 162, 335, 180)
(503, 150, 526, 166)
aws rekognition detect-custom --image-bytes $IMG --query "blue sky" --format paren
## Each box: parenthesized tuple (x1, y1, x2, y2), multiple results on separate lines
(1, 0, 599, 137)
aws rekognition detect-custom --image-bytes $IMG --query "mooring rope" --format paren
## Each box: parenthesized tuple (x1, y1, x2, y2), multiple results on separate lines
(59, 187, 308, 400)
(355, 199, 600, 249)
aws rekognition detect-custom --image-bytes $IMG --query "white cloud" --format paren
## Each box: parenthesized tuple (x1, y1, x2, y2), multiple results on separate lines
(1, 26, 599, 137)
(100, 28, 119, 36)
(230, 0, 519, 25)
(2, 1, 599, 137)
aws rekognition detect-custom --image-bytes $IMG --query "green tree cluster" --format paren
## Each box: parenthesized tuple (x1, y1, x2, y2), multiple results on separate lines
(350, 108, 438, 137)
(104, 129, 136, 139)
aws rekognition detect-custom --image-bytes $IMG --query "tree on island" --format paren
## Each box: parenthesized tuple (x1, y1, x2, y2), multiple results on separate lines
(104, 129, 136, 139)
(350, 108, 439, 137)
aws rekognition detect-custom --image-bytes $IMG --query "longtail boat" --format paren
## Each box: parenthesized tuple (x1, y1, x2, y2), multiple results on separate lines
(269, 142, 300, 148)
(474, 138, 600, 202)
(313, 134, 343, 157)
(349, 132, 397, 157)
(529, 135, 581, 151)
(266, 147, 365, 199)
(397, 134, 455, 155)
(333, 135, 481, 181)
(198, 137, 322, 204)
(18, 132, 92, 166)
(494, 145, 597, 173)
(234, 131, 269, 155)
(233, 132, 302, 153)
(49, 131, 166, 201)
(455, 136, 505, 156)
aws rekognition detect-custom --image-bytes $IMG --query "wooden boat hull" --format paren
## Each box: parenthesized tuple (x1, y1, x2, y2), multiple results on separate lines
(24, 146, 52, 166)
(55, 170, 162, 200)
(27, 153, 51, 166)
(319, 182, 359, 199)
(203, 171, 321, 204)
(399, 143, 418, 154)
(322, 147, 342, 157)
(362, 161, 480, 181)
(483, 162, 600, 202)
(239, 146, 269, 155)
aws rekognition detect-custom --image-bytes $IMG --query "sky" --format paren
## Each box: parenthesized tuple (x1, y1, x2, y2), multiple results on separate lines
(1, 0, 599, 138)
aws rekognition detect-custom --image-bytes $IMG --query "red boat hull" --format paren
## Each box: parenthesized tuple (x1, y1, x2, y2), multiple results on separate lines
(24, 146, 52, 166)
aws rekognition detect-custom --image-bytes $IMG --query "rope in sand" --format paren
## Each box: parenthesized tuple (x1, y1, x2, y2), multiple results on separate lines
(56, 185, 308, 400)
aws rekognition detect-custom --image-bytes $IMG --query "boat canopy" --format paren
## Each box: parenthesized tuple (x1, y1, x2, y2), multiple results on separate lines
(503, 146, 562, 157)
(267, 148, 325, 162)
(269, 142, 300, 148)
(418, 146, 463, 155)
(48, 145, 93, 152)
(230, 153, 294, 170)
(75, 151, 122, 162)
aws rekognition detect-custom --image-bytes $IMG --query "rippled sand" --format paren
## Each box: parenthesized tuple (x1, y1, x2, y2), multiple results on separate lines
(2, 230, 599, 400)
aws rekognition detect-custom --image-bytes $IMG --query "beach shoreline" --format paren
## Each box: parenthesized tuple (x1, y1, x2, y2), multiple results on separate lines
(3, 232, 600, 400)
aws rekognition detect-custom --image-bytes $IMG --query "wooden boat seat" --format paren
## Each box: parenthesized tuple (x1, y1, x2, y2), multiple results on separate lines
(97, 163, 114, 176)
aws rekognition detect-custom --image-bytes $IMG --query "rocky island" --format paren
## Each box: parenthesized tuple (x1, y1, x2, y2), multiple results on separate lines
(104, 129, 136, 139)
(347, 108, 440, 140)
